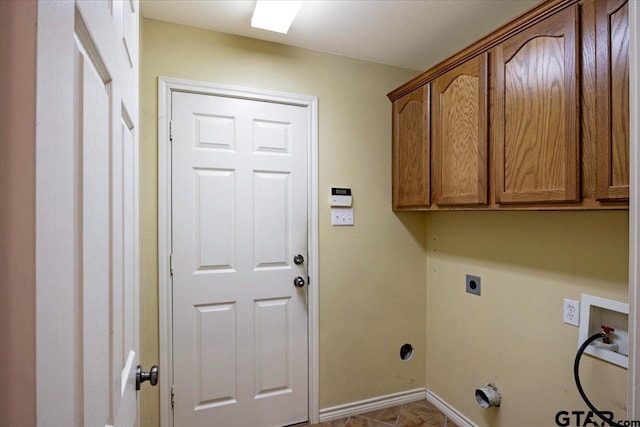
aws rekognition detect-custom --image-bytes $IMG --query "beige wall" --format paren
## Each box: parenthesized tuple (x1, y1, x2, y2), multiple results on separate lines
(140, 19, 426, 425)
(0, 4, 630, 427)
(426, 211, 628, 426)
(141, 17, 631, 427)
(0, 1, 37, 426)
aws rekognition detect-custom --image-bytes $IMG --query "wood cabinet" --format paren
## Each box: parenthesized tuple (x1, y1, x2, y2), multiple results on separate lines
(392, 85, 430, 209)
(432, 53, 488, 206)
(493, 5, 580, 204)
(387, 0, 629, 211)
(595, 0, 630, 201)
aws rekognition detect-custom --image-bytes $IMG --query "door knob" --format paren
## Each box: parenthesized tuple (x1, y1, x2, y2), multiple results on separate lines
(293, 276, 306, 287)
(293, 254, 304, 265)
(136, 365, 159, 390)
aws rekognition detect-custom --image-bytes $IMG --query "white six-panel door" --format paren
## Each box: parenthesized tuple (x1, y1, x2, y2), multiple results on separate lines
(36, 1, 139, 425)
(171, 91, 309, 426)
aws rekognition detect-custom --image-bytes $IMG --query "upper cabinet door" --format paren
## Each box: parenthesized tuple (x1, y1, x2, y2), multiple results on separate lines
(596, 0, 629, 201)
(392, 85, 430, 209)
(493, 5, 580, 204)
(432, 53, 488, 206)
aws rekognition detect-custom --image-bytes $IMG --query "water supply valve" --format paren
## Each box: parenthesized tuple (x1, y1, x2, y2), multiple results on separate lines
(601, 325, 615, 344)
(591, 325, 619, 353)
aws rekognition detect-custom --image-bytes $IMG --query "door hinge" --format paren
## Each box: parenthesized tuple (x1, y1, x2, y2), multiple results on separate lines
(169, 120, 173, 142)
(171, 385, 175, 408)
(170, 253, 174, 276)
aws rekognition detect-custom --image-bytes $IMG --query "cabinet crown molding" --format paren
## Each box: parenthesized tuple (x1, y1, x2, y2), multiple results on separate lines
(387, 0, 578, 102)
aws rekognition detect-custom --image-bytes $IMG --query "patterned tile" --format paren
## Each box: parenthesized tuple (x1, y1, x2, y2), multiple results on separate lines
(359, 406, 402, 424)
(310, 418, 351, 427)
(308, 400, 451, 427)
(396, 402, 446, 427)
(345, 416, 395, 427)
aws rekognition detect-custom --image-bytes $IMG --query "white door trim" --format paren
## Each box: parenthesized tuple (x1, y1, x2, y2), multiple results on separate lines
(36, 2, 78, 424)
(628, 0, 639, 419)
(157, 77, 320, 426)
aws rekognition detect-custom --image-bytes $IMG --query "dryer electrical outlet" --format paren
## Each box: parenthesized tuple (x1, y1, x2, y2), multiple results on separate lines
(466, 275, 481, 296)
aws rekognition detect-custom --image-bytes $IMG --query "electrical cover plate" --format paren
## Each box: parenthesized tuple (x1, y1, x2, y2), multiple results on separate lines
(331, 208, 354, 226)
(466, 274, 481, 296)
(563, 298, 580, 326)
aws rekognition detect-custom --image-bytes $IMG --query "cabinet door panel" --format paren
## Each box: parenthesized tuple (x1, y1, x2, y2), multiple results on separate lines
(494, 5, 580, 204)
(596, 0, 629, 200)
(432, 53, 488, 206)
(392, 85, 430, 209)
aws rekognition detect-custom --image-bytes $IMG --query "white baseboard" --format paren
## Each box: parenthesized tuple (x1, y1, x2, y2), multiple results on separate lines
(318, 388, 427, 422)
(426, 389, 477, 427)
(317, 387, 476, 426)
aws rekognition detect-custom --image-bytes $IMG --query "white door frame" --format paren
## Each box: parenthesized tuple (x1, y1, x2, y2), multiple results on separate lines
(157, 77, 320, 426)
(628, 0, 640, 420)
(36, 2, 78, 424)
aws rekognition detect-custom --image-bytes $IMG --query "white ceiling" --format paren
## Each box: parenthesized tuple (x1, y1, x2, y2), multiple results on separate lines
(140, 0, 539, 71)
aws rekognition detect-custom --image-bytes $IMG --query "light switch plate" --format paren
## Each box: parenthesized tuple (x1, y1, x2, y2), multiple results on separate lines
(331, 208, 354, 226)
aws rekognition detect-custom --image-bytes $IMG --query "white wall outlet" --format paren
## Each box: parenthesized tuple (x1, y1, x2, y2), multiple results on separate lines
(563, 298, 580, 326)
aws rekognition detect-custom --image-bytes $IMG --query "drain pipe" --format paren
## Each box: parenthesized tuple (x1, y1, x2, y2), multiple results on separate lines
(475, 384, 501, 409)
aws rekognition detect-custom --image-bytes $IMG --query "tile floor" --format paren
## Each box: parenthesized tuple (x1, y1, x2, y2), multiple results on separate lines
(306, 399, 459, 427)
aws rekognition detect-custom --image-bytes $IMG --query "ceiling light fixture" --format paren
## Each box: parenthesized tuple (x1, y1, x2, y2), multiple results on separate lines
(251, 0, 302, 34)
